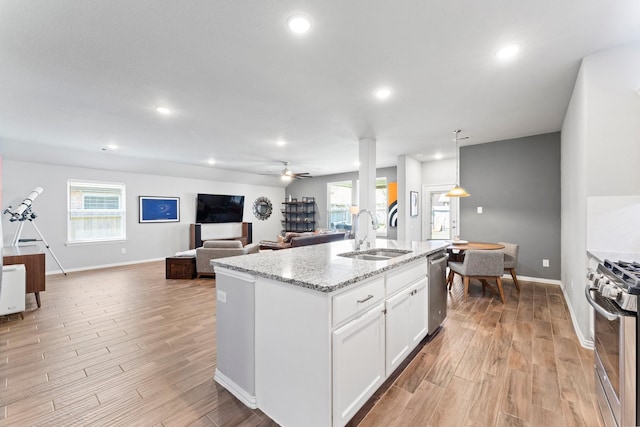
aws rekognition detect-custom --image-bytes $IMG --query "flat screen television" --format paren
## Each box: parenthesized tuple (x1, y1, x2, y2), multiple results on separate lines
(196, 193, 245, 223)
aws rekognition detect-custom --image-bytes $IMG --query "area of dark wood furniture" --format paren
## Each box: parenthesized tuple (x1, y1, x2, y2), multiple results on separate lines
(165, 256, 196, 279)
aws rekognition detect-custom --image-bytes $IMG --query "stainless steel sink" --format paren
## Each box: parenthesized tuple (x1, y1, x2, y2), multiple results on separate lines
(337, 248, 412, 261)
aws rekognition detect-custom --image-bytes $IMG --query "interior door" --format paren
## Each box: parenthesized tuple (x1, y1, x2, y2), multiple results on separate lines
(422, 185, 458, 240)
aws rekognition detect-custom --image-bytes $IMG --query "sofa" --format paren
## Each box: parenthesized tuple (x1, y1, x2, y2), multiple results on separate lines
(196, 240, 259, 277)
(259, 231, 347, 250)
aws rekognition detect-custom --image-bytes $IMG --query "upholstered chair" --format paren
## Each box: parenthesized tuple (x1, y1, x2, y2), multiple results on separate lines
(447, 249, 506, 303)
(499, 242, 520, 292)
(195, 240, 259, 277)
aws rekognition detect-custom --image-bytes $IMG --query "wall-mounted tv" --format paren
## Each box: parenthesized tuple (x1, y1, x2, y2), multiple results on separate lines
(196, 193, 245, 223)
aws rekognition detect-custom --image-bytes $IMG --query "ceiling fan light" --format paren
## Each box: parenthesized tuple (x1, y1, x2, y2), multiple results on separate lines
(446, 185, 470, 198)
(281, 174, 292, 181)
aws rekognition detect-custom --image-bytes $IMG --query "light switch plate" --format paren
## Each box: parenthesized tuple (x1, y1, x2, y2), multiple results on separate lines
(477, 207, 483, 214)
(543, 259, 550, 267)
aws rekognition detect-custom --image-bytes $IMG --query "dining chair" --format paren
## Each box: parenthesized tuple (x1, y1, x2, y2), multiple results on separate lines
(498, 242, 520, 292)
(447, 249, 506, 303)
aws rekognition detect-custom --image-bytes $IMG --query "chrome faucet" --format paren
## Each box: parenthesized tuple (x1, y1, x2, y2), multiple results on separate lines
(354, 209, 378, 251)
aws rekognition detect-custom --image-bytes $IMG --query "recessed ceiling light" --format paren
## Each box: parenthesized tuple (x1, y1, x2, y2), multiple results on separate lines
(277, 140, 286, 147)
(287, 14, 312, 34)
(374, 87, 392, 100)
(354, 161, 361, 167)
(156, 106, 172, 115)
(496, 43, 520, 61)
(434, 153, 443, 160)
(207, 159, 216, 165)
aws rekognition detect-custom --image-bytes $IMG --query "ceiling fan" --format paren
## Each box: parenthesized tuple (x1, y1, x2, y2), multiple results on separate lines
(266, 162, 313, 180)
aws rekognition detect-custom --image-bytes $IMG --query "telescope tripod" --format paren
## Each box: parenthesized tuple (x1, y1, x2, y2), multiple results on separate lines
(11, 218, 67, 275)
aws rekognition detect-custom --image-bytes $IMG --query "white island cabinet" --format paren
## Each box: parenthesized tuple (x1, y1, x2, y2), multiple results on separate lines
(213, 239, 448, 427)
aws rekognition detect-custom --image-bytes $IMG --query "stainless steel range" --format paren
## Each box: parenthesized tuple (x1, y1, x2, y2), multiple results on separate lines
(586, 259, 639, 427)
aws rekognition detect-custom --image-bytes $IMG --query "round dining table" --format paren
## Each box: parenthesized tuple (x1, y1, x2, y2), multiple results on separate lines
(446, 241, 505, 251)
(446, 241, 505, 263)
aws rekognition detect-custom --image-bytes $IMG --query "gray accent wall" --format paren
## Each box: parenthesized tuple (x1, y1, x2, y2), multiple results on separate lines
(459, 132, 561, 280)
(285, 167, 398, 240)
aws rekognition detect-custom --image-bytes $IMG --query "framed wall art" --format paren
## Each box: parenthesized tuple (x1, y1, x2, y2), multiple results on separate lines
(139, 196, 180, 223)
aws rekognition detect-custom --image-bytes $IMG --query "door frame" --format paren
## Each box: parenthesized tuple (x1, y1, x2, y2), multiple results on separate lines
(421, 184, 460, 241)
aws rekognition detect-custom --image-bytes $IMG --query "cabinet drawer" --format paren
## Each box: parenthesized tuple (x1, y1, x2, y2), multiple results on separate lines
(333, 277, 385, 326)
(386, 261, 427, 297)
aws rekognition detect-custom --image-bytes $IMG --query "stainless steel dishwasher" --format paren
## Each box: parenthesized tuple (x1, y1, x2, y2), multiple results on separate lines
(427, 250, 448, 334)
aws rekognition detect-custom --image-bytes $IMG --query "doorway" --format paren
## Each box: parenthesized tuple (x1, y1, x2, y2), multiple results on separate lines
(422, 185, 459, 241)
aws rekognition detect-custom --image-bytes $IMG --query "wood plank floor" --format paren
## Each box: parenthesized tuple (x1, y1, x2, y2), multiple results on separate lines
(0, 261, 603, 426)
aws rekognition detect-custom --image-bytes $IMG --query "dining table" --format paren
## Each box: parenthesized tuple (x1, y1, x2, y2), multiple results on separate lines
(446, 241, 505, 251)
(445, 241, 505, 263)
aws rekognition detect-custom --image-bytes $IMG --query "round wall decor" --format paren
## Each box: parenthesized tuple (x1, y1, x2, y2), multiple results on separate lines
(253, 196, 273, 220)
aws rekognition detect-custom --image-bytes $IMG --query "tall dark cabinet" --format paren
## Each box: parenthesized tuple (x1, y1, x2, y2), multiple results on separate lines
(282, 198, 315, 233)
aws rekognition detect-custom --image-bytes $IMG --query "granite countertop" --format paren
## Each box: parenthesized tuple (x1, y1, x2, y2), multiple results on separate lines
(212, 239, 449, 293)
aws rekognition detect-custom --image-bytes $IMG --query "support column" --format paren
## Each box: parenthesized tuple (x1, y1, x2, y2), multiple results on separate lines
(358, 138, 376, 249)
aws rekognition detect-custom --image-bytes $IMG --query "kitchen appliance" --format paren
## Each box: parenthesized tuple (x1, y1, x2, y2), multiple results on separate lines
(427, 251, 448, 334)
(585, 259, 639, 427)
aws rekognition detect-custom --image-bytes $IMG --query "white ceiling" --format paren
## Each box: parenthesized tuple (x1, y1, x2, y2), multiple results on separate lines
(1, 1, 640, 185)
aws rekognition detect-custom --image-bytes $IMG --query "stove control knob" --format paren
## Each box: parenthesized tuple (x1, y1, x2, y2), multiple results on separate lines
(608, 287, 620, 299)
(597, 277, 610, 292)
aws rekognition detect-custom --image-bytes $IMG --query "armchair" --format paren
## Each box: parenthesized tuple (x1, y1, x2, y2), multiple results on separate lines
(499, 242, 520, 292)
(196, 240, 259, 277)
(447, 249, 506, 303)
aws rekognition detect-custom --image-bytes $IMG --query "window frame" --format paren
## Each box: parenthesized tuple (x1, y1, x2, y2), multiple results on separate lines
(67, 180, 127, 244)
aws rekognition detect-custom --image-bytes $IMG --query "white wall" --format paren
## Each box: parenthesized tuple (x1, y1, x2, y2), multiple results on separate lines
(397, 155, 423, 242)
(422, 158, 456, 186)
(2, 160, 283, 273)
(561, 42, 640, 345)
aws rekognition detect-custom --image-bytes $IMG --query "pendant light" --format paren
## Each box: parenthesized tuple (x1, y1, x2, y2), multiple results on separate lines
(446, 129, 470, 197)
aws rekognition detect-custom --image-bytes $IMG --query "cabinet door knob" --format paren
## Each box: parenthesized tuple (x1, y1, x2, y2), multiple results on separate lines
(357, 294, 374, 303)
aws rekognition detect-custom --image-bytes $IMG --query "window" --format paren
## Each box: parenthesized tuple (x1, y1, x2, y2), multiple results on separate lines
(327, 178, 388, 236)
(374, 178, 388, 236)
(328, 180, 353, 232)
(67, 180, 126, 243)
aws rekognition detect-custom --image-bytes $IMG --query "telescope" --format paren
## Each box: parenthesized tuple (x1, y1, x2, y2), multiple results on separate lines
(3, 187, 43, 222)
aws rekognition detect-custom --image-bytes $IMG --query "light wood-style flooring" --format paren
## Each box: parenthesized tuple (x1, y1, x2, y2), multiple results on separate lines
(0, 261, 603, 426)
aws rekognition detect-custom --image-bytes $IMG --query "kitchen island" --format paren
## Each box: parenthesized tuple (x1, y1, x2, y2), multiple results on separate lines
(212, 239, 448, 427)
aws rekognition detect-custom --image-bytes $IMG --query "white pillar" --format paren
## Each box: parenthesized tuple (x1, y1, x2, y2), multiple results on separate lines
(358, 138, 376, 248)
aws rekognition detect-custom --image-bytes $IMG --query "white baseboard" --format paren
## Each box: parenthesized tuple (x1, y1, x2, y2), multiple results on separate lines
(502, 273, 562, 286)
(559, 282, 594, 350)
(45, 257, 165, 275)
(214, 369, 258, 409)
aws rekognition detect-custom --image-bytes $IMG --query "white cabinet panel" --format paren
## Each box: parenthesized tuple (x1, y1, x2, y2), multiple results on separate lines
(333, 277, 385, 327)
(385, 277, 428, 376)
(385, 287, 412, 375)
(333, 302, 385, 427)
(409, 278, 428, 346)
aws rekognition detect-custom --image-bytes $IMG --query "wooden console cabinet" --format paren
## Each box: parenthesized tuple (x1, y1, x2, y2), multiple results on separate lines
(166, 256, 196, 279)
(3, 245, 46, 307)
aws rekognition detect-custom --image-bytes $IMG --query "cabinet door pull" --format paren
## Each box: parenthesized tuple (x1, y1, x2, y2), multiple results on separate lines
(357, 294, 374, 303)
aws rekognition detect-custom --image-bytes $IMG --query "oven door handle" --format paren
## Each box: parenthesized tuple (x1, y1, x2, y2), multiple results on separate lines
(584, 285, 620, 321)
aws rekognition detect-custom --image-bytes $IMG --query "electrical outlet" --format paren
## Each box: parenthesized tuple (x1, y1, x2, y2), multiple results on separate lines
(121, 248, 126, 254)
(477, 206, 483, 214)
(542, 259, 549, 267)
(217, 290, 227, 303)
